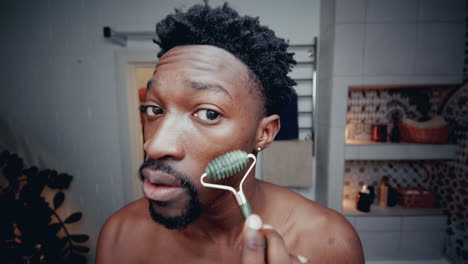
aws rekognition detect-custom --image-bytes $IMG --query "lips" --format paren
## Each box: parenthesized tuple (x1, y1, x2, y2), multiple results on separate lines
(141, 168, 186, 202)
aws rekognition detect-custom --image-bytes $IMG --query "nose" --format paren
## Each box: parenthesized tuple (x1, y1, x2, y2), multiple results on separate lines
(143, 114, 185, 161)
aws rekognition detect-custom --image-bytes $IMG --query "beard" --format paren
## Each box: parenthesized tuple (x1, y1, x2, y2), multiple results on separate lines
(139, 159, 202, 229)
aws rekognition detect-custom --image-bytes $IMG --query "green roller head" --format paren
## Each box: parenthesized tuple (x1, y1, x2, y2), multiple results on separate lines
(205, 150, 249, 181)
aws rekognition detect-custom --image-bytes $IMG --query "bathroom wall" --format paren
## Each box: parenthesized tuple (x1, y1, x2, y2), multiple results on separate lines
(316, 0, 466, 213)
(316, 0, 466, 262)
(343, 85, 468, 262)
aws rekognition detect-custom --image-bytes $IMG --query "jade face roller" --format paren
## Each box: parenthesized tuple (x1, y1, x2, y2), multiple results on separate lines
(200, 150, 257, 219)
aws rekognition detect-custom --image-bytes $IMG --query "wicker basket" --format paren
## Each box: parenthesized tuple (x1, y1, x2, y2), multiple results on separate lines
(398, 122, 453, 144)
(396, 186, 436, 208)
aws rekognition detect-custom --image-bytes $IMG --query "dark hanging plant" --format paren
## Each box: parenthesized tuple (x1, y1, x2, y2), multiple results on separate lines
(0, 150, 89, 264)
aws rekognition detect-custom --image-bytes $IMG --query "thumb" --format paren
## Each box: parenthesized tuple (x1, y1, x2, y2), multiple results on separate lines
(241, 214, 265, 264)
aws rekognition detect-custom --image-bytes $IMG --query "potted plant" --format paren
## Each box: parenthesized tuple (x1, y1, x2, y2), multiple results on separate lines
(0, 150, 89, 263)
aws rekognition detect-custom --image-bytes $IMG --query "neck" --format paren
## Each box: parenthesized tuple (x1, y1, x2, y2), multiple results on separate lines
(178, 172, 263, 246)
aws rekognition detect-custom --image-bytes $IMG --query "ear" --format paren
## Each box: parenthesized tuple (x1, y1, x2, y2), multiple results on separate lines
(255, 114, 280, 152)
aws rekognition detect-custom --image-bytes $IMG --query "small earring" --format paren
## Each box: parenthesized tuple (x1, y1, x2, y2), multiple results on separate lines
(257, 147, 262, 152)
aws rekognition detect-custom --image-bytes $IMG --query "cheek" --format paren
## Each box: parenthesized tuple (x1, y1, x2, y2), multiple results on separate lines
(180, 120, 258, 179)
(184, 121, 257, 160)
(179, 120, 259, 207)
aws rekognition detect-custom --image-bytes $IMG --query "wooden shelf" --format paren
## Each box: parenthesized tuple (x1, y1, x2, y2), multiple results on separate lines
(342, 200, 444, 216)
(349, 84, 457, 91)
(345, 140, 457, 160)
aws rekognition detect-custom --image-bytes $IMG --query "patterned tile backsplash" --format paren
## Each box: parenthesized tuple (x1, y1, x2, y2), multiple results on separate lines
(343, 160, 443, 201)
(345, 84, 468, 263)
(346, 86, 453, 141)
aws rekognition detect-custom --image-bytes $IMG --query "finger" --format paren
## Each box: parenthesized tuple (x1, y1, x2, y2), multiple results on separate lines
(261, 227, 290, 264)
(291, 255, 309, 264)
(262, 225, 309, 264)
(297, 255, 309, 264)
(241, 214, 265, 264)
(289, 254, 301, 264)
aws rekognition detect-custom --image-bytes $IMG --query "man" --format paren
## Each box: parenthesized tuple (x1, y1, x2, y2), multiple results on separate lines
(97, 3, 364, 263)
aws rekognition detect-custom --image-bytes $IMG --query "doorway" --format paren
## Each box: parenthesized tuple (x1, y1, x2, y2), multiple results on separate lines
(114, 50, 157, 204)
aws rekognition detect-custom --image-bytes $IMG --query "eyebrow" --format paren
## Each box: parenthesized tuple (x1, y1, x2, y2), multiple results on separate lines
(147, 79, 155, 90)
(184, 80, 232, 100)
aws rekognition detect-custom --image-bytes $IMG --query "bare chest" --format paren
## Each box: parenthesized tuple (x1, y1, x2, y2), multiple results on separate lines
(118, 235, 244, 264)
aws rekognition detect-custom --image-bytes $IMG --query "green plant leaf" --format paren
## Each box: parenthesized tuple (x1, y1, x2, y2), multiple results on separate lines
(48, 223, 62, 234)
(53, 191, 65, 209)
(57, 237, 67, 249)
(68, 252, 87, 264)
(23, 166, 38, 178)
(1, 151, 90, 261)
(0, 150, 10, 165)
(64, 212, 82, 224)
(57, 173, 73, 189)
(4, 153, 24, 180)
(69, 234, 89, 243)
(72, 245, 90, 253)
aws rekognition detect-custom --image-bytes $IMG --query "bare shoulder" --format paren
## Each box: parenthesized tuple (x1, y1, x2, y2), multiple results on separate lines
(259, 181, 364, 264)
(96, 198, 151, 264)
(293, 202, 364, 264)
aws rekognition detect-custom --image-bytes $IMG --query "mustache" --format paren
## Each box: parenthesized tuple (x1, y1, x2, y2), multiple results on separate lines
(138, 159, 192, 187)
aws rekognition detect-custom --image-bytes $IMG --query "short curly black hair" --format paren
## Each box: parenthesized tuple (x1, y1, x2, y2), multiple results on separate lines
(154, 2, 296, 116)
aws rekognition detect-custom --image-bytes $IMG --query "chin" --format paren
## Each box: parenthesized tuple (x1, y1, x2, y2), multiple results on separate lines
(150, 200, 187, 218)
(148, 199, 201, 229)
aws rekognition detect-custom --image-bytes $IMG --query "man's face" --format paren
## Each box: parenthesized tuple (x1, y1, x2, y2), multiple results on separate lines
(138, 45, 263, 229)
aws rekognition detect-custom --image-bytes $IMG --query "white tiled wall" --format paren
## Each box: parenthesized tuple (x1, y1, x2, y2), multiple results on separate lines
(347, 215, 447, 260)
(415, 23, 465, 75)
(360, 231, 402, 260)
(317, 0, 465, 212)
(333, 24, 365, 76)
(401, 216, 446, 231)
(354, 216, 402, 231)
(335, 0, 366, 24)
(316, 0, 465, 261)
(399, 231, 445, 259)
(418, 0, 466, 21)
(364, 23, 417, 75)
(366, 0, 419, 23)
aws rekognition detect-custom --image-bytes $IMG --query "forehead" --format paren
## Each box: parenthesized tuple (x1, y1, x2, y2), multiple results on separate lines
(149, 45, 265, 118)
(152, 45, 251, 93)
(156, 45, 248, 73)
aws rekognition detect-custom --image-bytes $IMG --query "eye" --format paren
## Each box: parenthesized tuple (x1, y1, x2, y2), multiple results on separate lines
(140, 105, 164, 117)
(194, 109, 221, 122)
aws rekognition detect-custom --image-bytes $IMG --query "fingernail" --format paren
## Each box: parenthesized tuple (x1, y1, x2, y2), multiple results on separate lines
(297, 255, 309, 263)
(246, 214, 262, 230)
(245, 214, 263, 250)
(262, 224, 274, 230)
